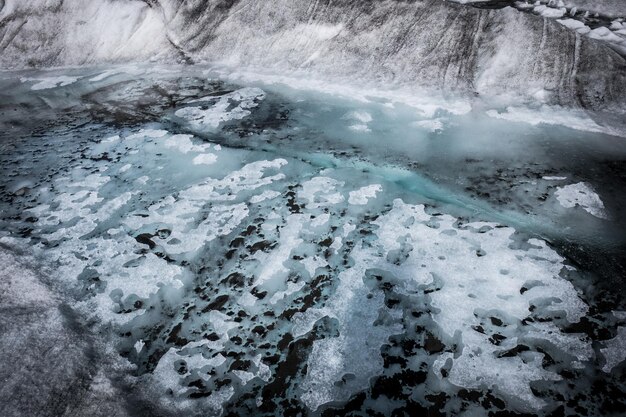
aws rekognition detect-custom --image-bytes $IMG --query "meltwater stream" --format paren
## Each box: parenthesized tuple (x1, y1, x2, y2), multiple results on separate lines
(0, 65, 625, 416)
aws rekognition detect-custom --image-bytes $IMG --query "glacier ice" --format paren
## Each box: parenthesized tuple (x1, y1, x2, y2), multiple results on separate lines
(0, 1, 625, 415)
(2, 0, 626, 121)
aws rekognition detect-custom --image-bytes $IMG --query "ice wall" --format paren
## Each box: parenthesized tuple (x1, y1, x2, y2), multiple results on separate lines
(0, 0, 177, 67)
(153, 0, 626, 111)
(0, 0, 625, 112)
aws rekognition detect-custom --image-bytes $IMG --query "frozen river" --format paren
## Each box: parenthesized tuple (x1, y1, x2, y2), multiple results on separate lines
(0, 64, 625, 416)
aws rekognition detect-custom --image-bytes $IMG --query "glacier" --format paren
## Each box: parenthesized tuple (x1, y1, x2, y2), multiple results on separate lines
(0, 1, 625, 417)
(1, 1, 626, 114)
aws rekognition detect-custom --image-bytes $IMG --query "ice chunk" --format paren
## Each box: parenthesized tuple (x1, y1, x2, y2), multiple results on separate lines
(295, 253, 403, 411)
(175, 88, 266, 130)
(534, 5, 566, 18)
(589, 27, 625, 44)
(119, 163, 132, 173)
(298, 177, 344, 208)
(163, 134, 210, 154)
(254, 214, 304, 289)
(89, 65, 144, 82)
(556, 18, 591, 34)
(348, 184, 382, 205)
(555, 182, 607, 219)
(21, 76, 79, 90)
(348, 124, 370, 132)
(134, 340, 145, 353)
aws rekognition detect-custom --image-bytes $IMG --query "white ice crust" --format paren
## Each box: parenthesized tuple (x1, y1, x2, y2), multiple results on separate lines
(555, 182, 607, 219)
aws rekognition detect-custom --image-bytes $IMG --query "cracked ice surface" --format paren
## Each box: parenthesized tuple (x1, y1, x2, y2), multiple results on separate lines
(1, 67, 625, 416)
(3, 125, 594, 413)
(1, 122, 591, 413)
(293, 199, 590, 410)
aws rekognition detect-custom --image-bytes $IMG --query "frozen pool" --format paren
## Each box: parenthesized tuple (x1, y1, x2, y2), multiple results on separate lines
(0, 64, 625, 416)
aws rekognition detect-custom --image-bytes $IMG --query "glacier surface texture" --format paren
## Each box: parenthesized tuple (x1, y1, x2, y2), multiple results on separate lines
(0, 1, 625, 417)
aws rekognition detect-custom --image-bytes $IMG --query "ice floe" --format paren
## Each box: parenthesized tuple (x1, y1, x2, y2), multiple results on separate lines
(175, 87, 266, 130)
(555, 182, 607, 219)
(348, 184, 382, 205)
(20, 75, 80, 90)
